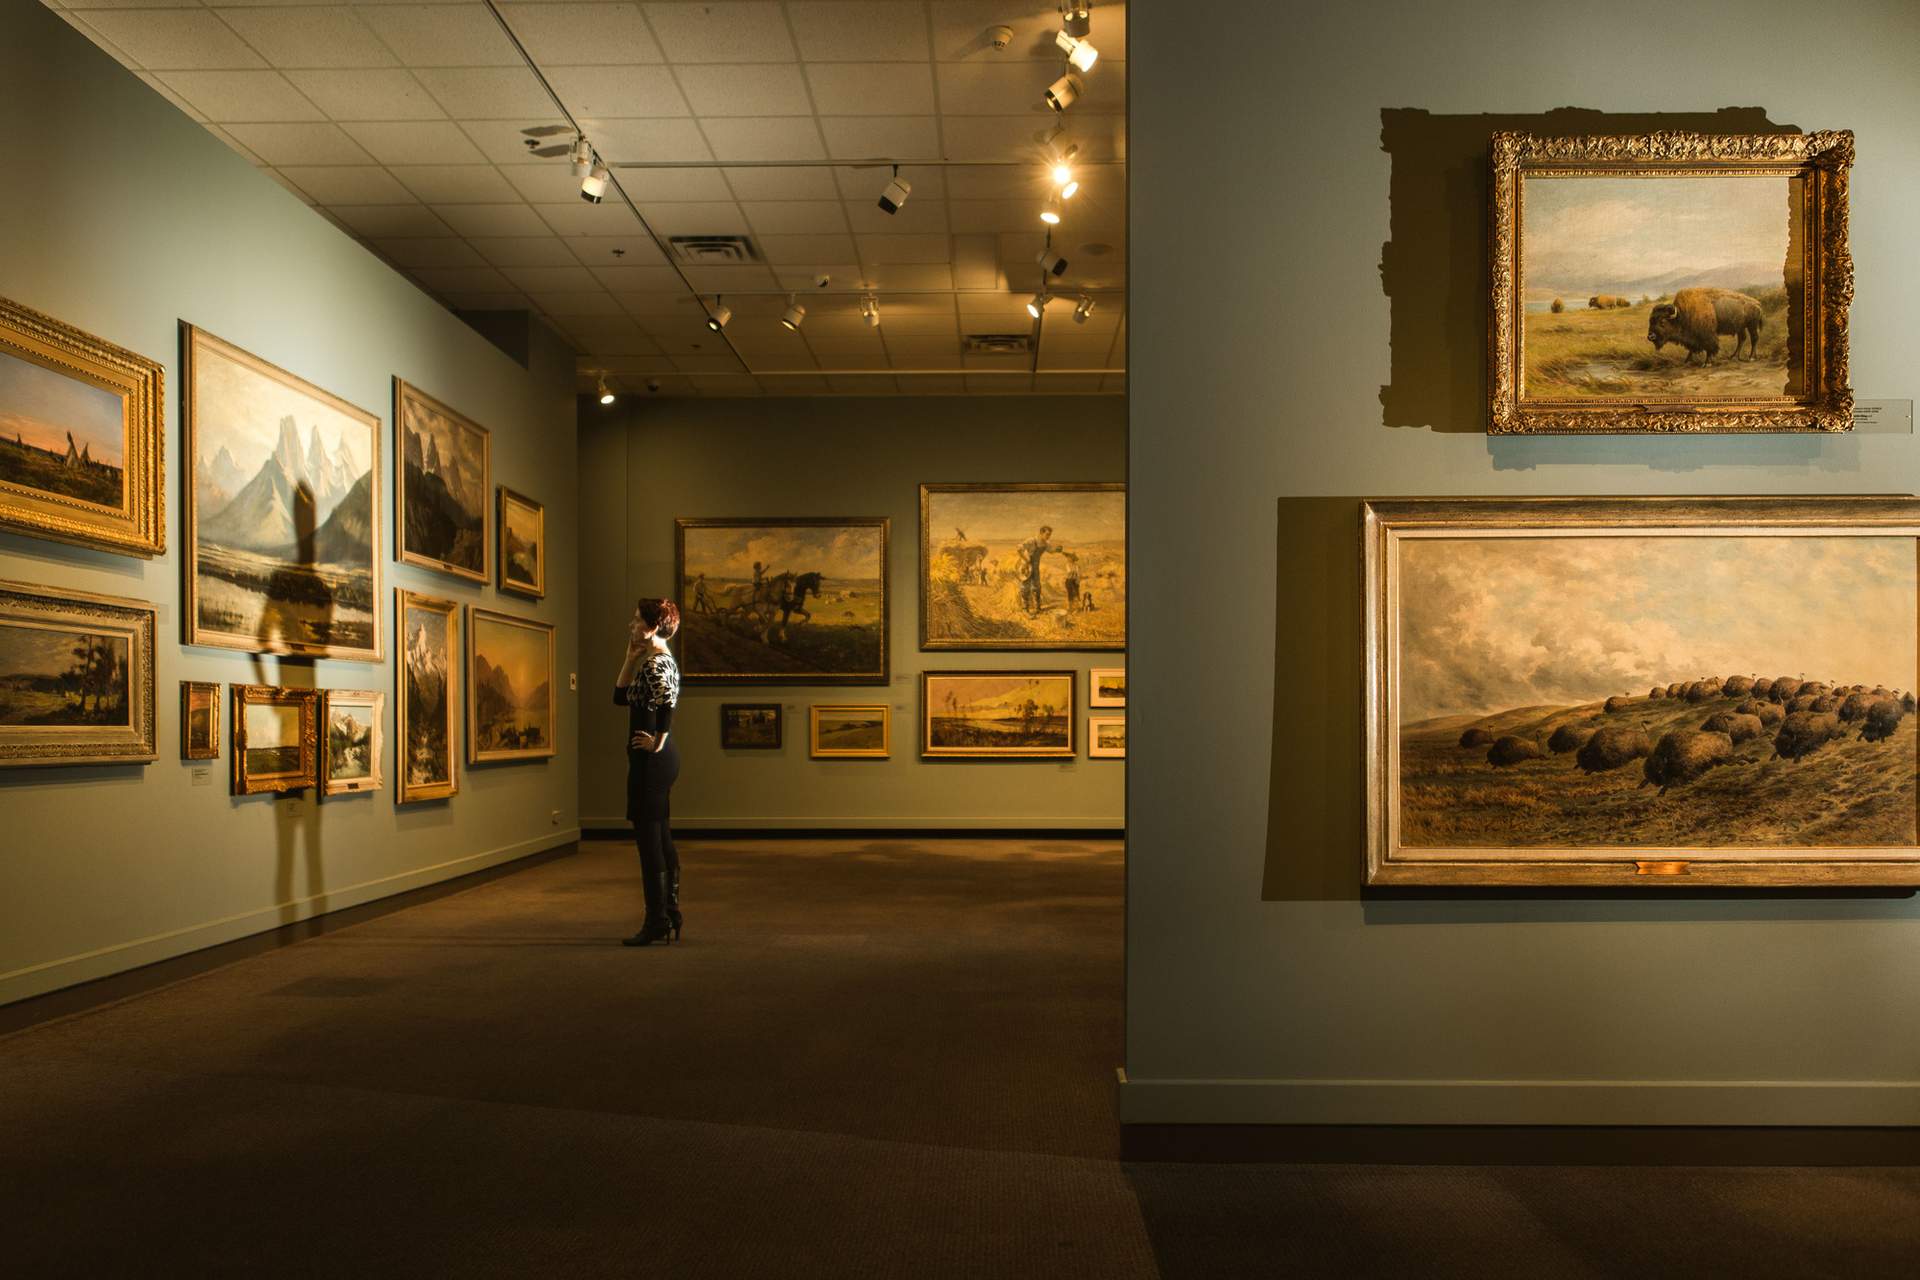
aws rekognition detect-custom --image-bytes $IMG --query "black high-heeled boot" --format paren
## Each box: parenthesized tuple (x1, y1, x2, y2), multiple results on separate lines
(623, 871, 675, 946)
(666, 867, 683, 941)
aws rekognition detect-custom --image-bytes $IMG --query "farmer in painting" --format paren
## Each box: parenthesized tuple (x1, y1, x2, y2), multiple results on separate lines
(1017, 525, 1070, 615)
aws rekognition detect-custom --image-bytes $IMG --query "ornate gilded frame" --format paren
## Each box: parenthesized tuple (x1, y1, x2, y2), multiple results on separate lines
(921, 669, 1076, 759)
(396, 589, 459, 803)
(496, 485, 546, 599)
(0, 578, 156, 767)
(1488, 131, 1854, 434)
(395, 378, 491, 584)
(809, 703, 890, 759)
(465, 605, 557, 764)
(0, 295, 164, 555)
(230, 683, 319, 795)
(321, 688, 384, 796)
(1363, 497, 1920, 887)
(180, 680, 220, 760)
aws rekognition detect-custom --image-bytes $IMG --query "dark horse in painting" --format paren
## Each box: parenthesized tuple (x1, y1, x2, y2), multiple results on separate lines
(760, 570, 823, 644)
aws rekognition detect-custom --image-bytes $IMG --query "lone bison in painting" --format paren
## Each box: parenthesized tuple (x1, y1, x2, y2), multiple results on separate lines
(1642, 729, 1736, 793)
(1774, 711, 1845, 762)
(1647, 287, 1765, 364)
(1861, 699, 1906, 743)
(1576, 726, 1651, 774)
(1459, 727, 1495, 748)
(1486, 735, 1542, 767)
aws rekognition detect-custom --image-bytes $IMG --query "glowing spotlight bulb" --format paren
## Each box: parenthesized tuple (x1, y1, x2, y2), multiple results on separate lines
(1040, 193, 1062, 225)
(1055, 31, 1098, 73)
(1026, 291, 1052, 320)
(596, 374, 615, 405)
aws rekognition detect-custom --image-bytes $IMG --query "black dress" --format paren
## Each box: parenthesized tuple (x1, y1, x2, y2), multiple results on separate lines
(616, 649, 681, 822)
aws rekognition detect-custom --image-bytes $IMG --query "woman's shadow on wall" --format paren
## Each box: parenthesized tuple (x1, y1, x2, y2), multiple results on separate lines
(1379, 105, 1796, 437)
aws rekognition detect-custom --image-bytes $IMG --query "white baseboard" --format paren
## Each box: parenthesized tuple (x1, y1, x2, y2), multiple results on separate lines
(1117, 1076, 1920, 1127)
(0, 829, 581, 1007)
(582, 815, 1124, 830)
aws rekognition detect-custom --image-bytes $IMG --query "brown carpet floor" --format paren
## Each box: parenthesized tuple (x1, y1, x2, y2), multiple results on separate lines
(2, 837, 1915, 1278)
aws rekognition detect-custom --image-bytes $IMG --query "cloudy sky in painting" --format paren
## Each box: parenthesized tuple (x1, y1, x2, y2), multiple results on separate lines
(684, 525, 883, 582)
(927, 489, 1124, 546)
(1398, 535, 1916, 723)
(196, 341, 366, 476)
(1522, 174, 1789, 294)
(0, 349, 124, 463)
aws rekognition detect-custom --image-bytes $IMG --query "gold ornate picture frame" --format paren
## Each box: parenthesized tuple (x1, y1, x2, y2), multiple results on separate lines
(395, 378, 490, 584)
(0, 579, 156, 767)
(0, 295, 164, 556)
(180, 680, 220, 760)
(396, 589, 459, 803)
(230, 683, 319, 795)
(497, 486, 545, 599)
(321, 688, 383, 796)
(466, 606, 557, 764)
(1489, 131, 1853, 434)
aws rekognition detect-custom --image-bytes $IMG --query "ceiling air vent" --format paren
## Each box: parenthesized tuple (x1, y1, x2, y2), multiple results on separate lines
(666, 235, 761, 264)
(964, 333, 1034, 355)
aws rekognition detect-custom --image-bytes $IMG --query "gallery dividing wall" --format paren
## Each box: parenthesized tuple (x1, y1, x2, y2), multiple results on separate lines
(0, 5, 581, 1006)
(1125, 0, 1920, 1127)
(580, 394, 1126, 830)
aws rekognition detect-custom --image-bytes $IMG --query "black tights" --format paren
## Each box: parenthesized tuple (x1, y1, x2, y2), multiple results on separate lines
(635, 818, 679, 917)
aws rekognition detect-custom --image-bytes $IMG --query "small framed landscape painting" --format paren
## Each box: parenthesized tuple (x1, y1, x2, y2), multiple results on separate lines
(184, 325, 380, 662)
(1088, 715, 1126, 758)
(1089, 667, 1126, 707)
(1363, 497, 1920, 887)
(231, 683, 318, 795)
(396, 589, 458, 803)
(497, 486, 545, 598)
(811, 704, 889, 759)
(466, 607, 556, 764)
(0, 295, 163, 556)
(676, 517, 889, 684)
(922, 670, 1075, 759)
(180, 681, 219, 760)
(321, 688, 383, 796)
(0, 579, 156, 767)
(921, 484, 1125, 651)
(719, 702, 782, 750)
(1490, 130, 1853, 434)
(395, 379, 489, 583)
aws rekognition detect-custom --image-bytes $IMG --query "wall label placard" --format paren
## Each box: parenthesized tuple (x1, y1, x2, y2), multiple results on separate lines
(1852, 400, 1913, 433)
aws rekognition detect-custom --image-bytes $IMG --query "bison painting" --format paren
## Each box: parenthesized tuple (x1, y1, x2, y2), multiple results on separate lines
(1647, 287, 1764, 364)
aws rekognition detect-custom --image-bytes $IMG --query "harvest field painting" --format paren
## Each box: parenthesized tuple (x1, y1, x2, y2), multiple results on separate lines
(1520, 174, 1797, 401)
(0, 346, 125, 509)
(1394, 534, 1918, 852)
(922, 484, 1124, 650)
(923, 671, 1074, 758)
(677, 518, 887, 684)
(243, 701, 303, 777)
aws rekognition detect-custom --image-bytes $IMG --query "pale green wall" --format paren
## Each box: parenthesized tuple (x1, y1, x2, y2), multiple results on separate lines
(0, 2, 580, 1005)
(1126, 0, 1920, 1124)
(579, 395, 1126, 829)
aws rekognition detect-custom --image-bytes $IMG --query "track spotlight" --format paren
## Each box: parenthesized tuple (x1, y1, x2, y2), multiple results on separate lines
(1055, 31, 1098, 73)
(580, 163, 610, 203)
(569, 136, 593, 178)
(1026, 291, 1052, 320)
(705, 296, 731, 332)
(596, 373, 616, 405)
(1072, 295, 1096, 324)
(878, 165, 911, 215)
(1061, 5, 1091, 39)
(1043, 71, 1084, 113)
(1051, 142, 1080, 197)
(1036, 246, 1069, 278)
(1040, 193, 1062, 226)
(780, 296, 806, 331)
(860, 294, 880, 327)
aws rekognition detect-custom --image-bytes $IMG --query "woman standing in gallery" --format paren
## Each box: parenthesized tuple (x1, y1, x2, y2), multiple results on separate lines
(615, 597, 683, 947)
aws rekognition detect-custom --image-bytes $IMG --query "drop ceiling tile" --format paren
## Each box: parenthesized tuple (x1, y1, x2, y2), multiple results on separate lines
(803, 63, 936, 116)
(1036, 373, 1107, 393)
(222, 123, 374, 165)
(548, 66, 689, 118)
(619, 169, 734, 202)
(633, 201, 748, 236)
(698, 118, 827, 162)
(957, 293, 1035, 323)
(695, 375, 765, 396)
(819, 117, 938, 160)
(801, 319, 884, 352)
(679, 264, 779, 292)
(216, 7, 397, 68)
(598, 356, 680, 374)
(418, 69, 561, 120)
(536, 202, 645, 236)
(948, 198, 1039, 235)
(433, 203, 553, 237)
(786, 3, 930, 60)
(928, 3, 1128, 62)
(330, 204, 456, 237)
(373, 237, 487, 269)
(410, 265, 515, 292)
(501, 264, 602, 292)
(756, 372, 824, 391)
(557, 316, 654, 351)
(274, 165, 415, 203)
(500, 162, 592, 204)
(739, 202, 847, 236)
(283, 69, 445, 121)
(258, 168, 316, 204)
(854, 234, 951, 265)
(203, 124, 263, 163)
(357, 4, 523, 67)
(342, 121, 487, 166)
(78, 10, 265, 69)
(725, 318, 808, 349)
(941, 115, 1050, 162)
(576, 118, 713, 163)
(639, 317, 731, 355)
(569, 236, 670, 267)
(883, 338, 963, 364)
(754, 233, 859, 265)
(673, 65, 813, 117)
(531, 290, 628, 317)
(154, 71, 321, 122)
(132, 72, 208, 122)
(498, 2, 665, 64)
(750, 355, 822, 374)
(874, 314, 960, 337)
(439, 291, 535, 311)
(844, 196, 948, 235)
(935, 62, 1076, 115)
(611, 287, 699, 313)
(944, 166, 1046, 199)
(639, 2, 796, 62)
(471, 236, 582, 267)
(832, 164, 944, 201)
(722, 166, 840, 201)
(898, 374, 965, 394)
(671, 354, 747, 374)
(391, 165, 523, 203)
(969, 373, 1033, 392)
(770, 264, 862, 291)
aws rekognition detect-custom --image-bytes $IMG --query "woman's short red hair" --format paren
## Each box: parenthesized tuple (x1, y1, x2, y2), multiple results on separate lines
(637, 597, 680, 638)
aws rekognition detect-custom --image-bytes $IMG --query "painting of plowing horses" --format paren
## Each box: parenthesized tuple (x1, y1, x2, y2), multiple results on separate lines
(676, 518, 889, 685)
(1365, 498, 1920, 886)
(921, 483, 1125, 651)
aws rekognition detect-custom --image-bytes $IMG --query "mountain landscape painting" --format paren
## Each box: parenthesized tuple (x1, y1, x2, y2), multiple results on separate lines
(922, 671, 1075, 758)
(186, 328, 379, 661)
(397, 380, 488, 582)
(397, 590, 457, 802)
(1519, 174, 1798, 401)
(498, 487, 544, 597)
(467, 607, 554, 763)
(322, 689, 382, 795)
(922, 484, 1125, 650)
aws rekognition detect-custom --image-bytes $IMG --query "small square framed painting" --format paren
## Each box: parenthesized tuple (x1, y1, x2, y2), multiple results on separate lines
(1489, 130, 1853, 434)
(321, 688, 383, 796)
(1088, 714, 1126, 758)
(810, 704, 889, 758)
(181, 681, 220, 760)
(922, 670, 1074, 759)
(0, 579, 157, 767)
(231, 684, 319, 795)
(497, 486, 545, 598)
(1089, 667, 1126, 707)
(720, 702, 782, 749)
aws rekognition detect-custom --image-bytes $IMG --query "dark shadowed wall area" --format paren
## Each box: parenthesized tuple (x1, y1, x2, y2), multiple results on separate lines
(1126, 0, 1920, 1125)
(578, 395, 1125, 829)
(0, 4, 580, 1006)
